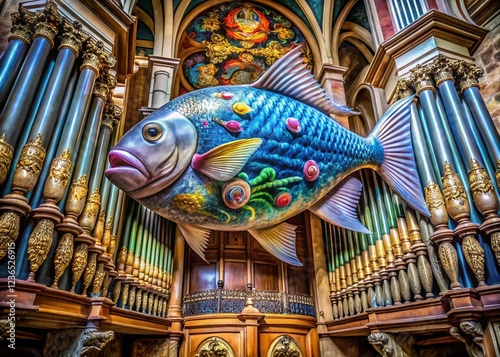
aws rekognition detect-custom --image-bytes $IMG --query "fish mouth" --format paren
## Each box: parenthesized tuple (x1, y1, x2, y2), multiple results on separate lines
(105, 148, 181, 199)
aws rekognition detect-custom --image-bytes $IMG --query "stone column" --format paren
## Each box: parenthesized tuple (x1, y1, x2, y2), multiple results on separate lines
(148, 56, 180, 108)
(0, 0, 61, 147)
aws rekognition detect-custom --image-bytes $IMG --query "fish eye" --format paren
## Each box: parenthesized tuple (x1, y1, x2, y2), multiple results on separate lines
(142, 123, 163, 142)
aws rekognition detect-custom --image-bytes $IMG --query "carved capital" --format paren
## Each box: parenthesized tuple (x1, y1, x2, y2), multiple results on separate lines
(80, 330, 114, 355)
(81, 39, 104, 73)
(59, 20, 89, 56)
(391, 79, 415, 105)
(456, 61, 484, 93)
(450, 321, 485, 357)
(441, 162, 470, 222)
(431, 55, 458, 86)
(93, 77, 109, 100)
(0, 133, 14, 185)
(102, 99, 116, 130)
(33, 0, 62, 48)
(409, 65, 435, 95)
(9, 6, 35, 45)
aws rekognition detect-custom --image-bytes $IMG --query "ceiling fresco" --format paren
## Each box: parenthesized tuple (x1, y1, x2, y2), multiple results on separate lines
(178, 2, 308, 91)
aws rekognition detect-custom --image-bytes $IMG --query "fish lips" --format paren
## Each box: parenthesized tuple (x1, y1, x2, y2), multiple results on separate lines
(106, 149, 150, 193)
(106, 148, 181, 199)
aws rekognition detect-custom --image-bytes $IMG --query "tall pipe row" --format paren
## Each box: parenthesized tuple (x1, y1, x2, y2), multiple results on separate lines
(0, 2, 175, 318)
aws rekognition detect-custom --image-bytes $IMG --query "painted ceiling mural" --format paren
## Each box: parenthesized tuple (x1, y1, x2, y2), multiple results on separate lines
(178, 2, 309, 91)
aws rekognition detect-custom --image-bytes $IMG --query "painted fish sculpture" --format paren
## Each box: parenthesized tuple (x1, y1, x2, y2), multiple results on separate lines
(106, 47, 429, 266)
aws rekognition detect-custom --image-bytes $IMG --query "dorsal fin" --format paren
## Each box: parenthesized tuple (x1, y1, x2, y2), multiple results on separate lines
(251, 46, 358, 116)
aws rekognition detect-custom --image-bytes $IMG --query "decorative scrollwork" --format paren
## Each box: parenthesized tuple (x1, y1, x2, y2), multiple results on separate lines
(0, 133, 13, 185)
(195, 337, 235, 357)
(80, 330, 114, 355)
(268, 335, 302, 357)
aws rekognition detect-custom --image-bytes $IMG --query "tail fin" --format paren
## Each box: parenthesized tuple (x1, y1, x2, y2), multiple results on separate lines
(369, 95, 430, 217)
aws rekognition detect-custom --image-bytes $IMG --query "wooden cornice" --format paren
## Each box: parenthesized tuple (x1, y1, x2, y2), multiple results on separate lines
(80, 0, 137, 83)
(0, 279, 170, 335)
(365, 10, 488, 88)
(321, 285, 500, 338)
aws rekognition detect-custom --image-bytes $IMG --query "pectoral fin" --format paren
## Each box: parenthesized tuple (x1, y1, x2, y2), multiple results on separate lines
(191, 138, 262, 181)
(248, 222, 302, 266)
(177, 223, 211, 263)
(309, 176, 370, 234)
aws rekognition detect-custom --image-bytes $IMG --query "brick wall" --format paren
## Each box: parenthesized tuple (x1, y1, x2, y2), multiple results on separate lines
(473, 22, 500, 134)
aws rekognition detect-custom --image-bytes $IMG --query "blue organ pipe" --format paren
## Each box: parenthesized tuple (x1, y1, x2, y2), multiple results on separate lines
(0, 36, 52, 146)
(463, 86, 500, 162)
(0, 39, 29, 108)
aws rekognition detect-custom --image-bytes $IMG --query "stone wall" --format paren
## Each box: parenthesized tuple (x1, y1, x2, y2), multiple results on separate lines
(473, 20, 500, 134)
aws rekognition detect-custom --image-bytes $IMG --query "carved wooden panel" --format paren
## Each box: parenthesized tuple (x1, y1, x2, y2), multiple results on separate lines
(266, 335, 303, 357)
(195, 336, 236, 357)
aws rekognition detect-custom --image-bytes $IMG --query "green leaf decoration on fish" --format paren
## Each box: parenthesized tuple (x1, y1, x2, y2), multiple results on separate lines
(106, 46, 429, 267)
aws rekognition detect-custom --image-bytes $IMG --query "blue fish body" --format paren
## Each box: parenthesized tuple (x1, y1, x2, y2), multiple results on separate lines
(151, 85, 381, 229)
(106, 47, 428, 266)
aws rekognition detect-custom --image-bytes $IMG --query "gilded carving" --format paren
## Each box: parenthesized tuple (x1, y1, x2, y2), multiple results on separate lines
(81, 330, 114, 355)
(456, 61, 484, 93)
(79, 188, 101, 232)
(102, 217, 113, 251)
(93, 78, 109, 99)
(0, 212, 20, 260)
(135, 289, 142, 311)
(468, 159, 498, 216)
(65, 175, 88, 217)
(9, 6, 35, 45)
(424, 181, 448, 227)
(367, 332, 394, 357)
(398, 269, 411, 302)
(43, 148, 72, 202)
(12, 134, 46, 194)
(82, 252, 98, 295)
(71, 243, 88, 293)
(462, 235, 486, 286)
(93, 210, 105, 245)
(148, 292, 154, 314)
(27, 219, 54, 281)
(438, 242, 459, 287)
(92, 262, 105, 296)
(128, 286, 136, 311)
(142, 290, 148, 313)
(108, 234, 117, 257)
(162, 297, 167, 317)
(409, 64, 435, 95)
(81, 39, 104, 73)
(102, 271, 110, 297)
(102, 100, 117, 130)
(113, 281, 122, 304)
(491, 232, 500, 267)
(121, 283, 129, 308)
(153, 294, 159, 316)
(391, 79, 415, 105)
(442, 162, 469, 221)
(196, 337, 235, 357)
(33, 0, 62, 48)
(51, 233, 74, 288)
(417, 254, 434, 297)
(117, 246, 127, 270)
(431, 55, 458, 86)
(59, 20, 89, 56)
(0, 133, 14, 185)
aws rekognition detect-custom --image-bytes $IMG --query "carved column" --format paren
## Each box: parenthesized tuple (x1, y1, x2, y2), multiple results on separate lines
(0, 135, 45, 260)
(442, 163, 486, 287)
